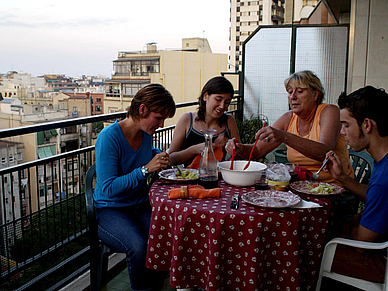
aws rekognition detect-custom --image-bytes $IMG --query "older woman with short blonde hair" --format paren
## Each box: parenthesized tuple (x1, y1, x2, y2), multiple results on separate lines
(226, 70, 353, 183)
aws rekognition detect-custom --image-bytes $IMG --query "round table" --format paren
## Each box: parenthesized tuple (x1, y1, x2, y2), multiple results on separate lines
(146, 179, 332, 291)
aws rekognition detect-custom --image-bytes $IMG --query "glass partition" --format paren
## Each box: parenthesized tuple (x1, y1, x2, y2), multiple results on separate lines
(243, 24, 348, 125)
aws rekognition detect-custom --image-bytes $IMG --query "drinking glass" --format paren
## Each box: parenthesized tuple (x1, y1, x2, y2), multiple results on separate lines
(254, 169, 268, 190)
(285, 163, 299, 182)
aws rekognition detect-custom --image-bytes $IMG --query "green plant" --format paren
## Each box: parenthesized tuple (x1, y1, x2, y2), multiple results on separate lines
(92, 121, 104, 134)
(237, 114, 268, 144)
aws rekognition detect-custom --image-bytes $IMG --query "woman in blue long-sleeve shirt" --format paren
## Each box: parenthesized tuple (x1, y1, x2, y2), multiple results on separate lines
(94, 84, 176, 291)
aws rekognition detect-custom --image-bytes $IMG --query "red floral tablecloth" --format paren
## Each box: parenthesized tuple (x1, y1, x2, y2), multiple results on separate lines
(146, 180, 331, 291)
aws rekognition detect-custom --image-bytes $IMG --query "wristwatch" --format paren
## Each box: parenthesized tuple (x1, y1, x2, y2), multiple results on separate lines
(141, 166, 150, 178)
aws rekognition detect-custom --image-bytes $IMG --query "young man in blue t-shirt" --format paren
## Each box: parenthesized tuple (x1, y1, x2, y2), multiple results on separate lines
(325, 85, 388, 283)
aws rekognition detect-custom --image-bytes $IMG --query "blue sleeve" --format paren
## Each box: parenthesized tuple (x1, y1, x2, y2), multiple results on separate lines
(360, 162, 388, 234)
(94, 125, 148, 205)
(152, 147, 162, 156)
(361, 184, 388, 234)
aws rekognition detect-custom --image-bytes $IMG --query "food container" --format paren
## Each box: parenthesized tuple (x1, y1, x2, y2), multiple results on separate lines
(267, 179, 290, 187)
(218, 160, 267, 187)
(267, 179, 290, 190)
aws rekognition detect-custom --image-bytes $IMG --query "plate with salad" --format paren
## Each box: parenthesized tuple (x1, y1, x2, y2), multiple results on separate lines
(289, 180, 345, 196)
(158, 168, 199, 182)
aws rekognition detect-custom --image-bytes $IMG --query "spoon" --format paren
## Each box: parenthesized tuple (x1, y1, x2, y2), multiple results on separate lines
(312, 152, 335, 180)
(243, 122, 266, 170)
(243, 137, 260, 170)
(230, 138, 237, 170)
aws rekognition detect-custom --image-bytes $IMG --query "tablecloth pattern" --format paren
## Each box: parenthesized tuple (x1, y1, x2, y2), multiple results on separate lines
(146, 180, 331, 291)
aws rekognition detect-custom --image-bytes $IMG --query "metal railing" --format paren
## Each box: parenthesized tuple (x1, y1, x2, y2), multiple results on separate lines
(0, 96, 242, 290)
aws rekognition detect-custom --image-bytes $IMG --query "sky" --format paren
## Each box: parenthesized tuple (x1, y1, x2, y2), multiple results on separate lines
(0, 0, 231, 78)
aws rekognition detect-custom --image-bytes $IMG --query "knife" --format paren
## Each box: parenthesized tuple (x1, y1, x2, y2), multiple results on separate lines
(230, 194, 239, 209)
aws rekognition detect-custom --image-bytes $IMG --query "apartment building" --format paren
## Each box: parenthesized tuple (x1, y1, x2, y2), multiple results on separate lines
(229, 0, 285, 71)
(0, 71, 46, 101)
(105, 38, 228, 126)
(229, 0, 318, 71)
(0, 140, 25, 248)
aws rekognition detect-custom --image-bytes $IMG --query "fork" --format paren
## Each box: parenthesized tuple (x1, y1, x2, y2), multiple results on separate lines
(169, 161, 183, 176)
(312, 152, 334, 180)
(175, 165, 183, 176)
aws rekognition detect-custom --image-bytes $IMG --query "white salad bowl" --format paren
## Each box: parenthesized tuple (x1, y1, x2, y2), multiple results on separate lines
(218, 160, 267, 187)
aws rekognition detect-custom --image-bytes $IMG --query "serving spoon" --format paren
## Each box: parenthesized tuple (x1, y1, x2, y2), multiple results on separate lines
(230, 138, 237, 170)
(243, 122, 266, 170)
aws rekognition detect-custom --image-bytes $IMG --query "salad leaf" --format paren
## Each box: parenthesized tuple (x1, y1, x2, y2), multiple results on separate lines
(307, 183, 335, 194)
(175, 169, 198, 179)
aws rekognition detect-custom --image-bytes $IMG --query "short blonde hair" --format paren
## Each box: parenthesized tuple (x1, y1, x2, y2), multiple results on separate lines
(284, 70, 325, 104)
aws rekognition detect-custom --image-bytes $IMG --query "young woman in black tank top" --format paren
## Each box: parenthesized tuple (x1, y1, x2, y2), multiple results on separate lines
(168, 76, 241, 167)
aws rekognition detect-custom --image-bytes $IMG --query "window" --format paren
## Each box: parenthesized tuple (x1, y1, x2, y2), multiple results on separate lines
(114, 59, 159, 76)
(9, 156, 14, 163)
(67, 161, 78, 171)
(1, 157, 6, 164)
(73, 106, 78, 112)
(95, 105, 102, 112)
(123, 83, 148, 96)
(96, 98, 101, 102)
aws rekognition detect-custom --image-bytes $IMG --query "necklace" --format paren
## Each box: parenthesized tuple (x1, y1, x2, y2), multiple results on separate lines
(297, 117, 314, 136)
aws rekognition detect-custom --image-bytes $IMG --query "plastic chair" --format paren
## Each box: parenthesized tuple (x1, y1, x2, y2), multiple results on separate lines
(316, 238, 388, 291)
(344, 149, 375, 214)
(349, 149, 374, 185)
(85, 164, 118, 290)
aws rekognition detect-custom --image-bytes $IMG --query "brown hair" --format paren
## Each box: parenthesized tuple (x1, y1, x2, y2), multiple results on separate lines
(127, 84, 176, 120)
(196, 76, 234, 126)
(338, 86, 388, 137)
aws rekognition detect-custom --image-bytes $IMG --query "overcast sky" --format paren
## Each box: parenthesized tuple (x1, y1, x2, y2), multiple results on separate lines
(0, 0, 231, 78)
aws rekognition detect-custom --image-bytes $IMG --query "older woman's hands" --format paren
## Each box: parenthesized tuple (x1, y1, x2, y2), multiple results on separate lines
(255, 126, 286, 143)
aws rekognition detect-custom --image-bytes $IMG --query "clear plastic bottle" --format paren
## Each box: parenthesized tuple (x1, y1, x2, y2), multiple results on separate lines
(198, 129, 219, 189)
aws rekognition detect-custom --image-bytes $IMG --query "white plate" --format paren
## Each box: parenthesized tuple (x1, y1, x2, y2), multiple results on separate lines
(289, 180, 345, 196)
(158, 168, 199, 181)
(242, 190, 301, 208)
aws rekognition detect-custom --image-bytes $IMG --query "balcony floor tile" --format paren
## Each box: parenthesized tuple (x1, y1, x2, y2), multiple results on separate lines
(106, 266, 176, 291)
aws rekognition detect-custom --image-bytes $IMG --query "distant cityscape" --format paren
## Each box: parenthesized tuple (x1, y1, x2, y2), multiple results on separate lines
(0, 0, 321, 213)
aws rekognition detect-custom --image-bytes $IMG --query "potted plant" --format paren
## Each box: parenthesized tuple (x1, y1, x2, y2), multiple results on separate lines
(236, 114, 268, 162)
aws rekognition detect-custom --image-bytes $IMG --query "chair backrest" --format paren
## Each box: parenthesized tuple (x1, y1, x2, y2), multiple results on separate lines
(85, 164, 98, 235)
(349, 149, 374, 185)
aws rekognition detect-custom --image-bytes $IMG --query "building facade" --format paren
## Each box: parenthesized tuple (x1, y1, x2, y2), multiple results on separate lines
(229, 0, 320, 71)
(105, 38, 228, 126)
(229, 0, 286, 71)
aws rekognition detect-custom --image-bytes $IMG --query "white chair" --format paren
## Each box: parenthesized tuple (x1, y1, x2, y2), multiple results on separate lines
(316, 237, 388, 291)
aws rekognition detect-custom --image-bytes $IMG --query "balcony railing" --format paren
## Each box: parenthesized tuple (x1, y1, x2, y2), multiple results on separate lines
(0, 95, 242, 290)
